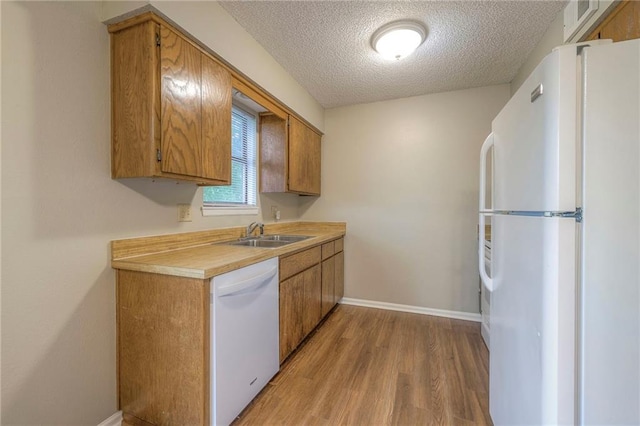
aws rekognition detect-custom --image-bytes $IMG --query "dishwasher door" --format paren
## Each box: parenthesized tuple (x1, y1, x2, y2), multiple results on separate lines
(211, 258, 279, 426)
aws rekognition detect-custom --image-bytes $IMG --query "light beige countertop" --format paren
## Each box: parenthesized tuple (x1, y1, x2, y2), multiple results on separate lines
(111, 221, 346, 279)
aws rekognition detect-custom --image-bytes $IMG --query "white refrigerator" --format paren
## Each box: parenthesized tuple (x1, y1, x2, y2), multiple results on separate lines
(479, 39, 640, 425)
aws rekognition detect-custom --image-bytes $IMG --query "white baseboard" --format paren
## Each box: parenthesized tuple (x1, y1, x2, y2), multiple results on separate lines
(98, 411, 122, 426)
(340, 298, 481, 322)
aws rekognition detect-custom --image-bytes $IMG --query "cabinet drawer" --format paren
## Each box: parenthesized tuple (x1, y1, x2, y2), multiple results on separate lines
(321, 241, 335, 260)
(334, 238, 344, 253)
(280, 246, 321, 281)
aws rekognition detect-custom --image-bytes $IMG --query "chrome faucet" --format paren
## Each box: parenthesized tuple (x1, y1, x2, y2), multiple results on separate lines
(246, 222, 264, 238)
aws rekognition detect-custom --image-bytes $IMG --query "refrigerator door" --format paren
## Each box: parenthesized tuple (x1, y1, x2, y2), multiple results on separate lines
(491, 214, 576, 425)
(492, 45, 578, 212)
(579, 39, 640, 425)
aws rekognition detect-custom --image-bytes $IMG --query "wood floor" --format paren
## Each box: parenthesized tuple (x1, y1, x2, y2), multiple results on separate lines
(233, 304, 492, 426)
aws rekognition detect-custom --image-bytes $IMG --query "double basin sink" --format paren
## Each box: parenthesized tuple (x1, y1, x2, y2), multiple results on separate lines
(222, 234, 311, 249)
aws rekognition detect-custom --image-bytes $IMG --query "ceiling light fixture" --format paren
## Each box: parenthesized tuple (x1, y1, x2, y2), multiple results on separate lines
(371, 20, 427, 61)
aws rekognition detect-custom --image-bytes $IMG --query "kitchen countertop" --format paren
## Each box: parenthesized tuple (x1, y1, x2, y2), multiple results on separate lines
(111, 221, 346, 279)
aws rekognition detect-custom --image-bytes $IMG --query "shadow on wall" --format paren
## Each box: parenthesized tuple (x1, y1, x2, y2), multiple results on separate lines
(23, 0, 204, 240)
(2, 267, 117, 424)
(297, 194, 320, 217)
(119, 179, 199, 207)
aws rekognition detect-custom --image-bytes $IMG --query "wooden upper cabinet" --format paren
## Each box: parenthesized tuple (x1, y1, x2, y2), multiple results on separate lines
(260, 114, 288, 193)
(584, 0, 640, 42)
(201, 55, 232, 182)
(110, 17, 231, 185)
(260, 114, 322, 196)
(160, 27, 202, 178)
(288, 116, 321, 195)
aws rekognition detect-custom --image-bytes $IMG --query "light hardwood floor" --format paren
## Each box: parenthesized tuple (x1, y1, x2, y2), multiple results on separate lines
(234, 304, 492, 426)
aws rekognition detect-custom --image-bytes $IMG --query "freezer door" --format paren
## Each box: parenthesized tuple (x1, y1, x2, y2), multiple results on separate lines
(492, 45, 578, 212)
(491, 214, 576, 425)
(580, 39, 640, 425)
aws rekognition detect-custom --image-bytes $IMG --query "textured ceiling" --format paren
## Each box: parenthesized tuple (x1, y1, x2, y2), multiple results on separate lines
(220, 0, 566, 109)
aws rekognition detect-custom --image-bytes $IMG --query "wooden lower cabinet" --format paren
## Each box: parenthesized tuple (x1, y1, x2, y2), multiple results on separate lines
(279, 270, 305, 362)
(335, 250, 344, 301)
(117, 239, 345, 424)
(117, 270, 210, 426)
(278, 239, 346, 364)
(321, 256, 335, 317)
(279, 247, 321, 362)
(320, 238, 345, 317)
(279, 263, 321, 362)
(302, 264, 322, 337)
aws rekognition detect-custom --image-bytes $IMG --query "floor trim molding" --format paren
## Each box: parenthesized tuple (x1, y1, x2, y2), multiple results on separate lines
(340, 298, 481, 322)
(97, 411, 122, 426)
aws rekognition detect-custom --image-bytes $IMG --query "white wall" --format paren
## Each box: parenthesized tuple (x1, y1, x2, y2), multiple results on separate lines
(511, 13, 564, 94)
(510, 1, 624, 96)
(0, 0, 3, 417)
(300, 85, 510, 314)
(0, 1, 321, 423)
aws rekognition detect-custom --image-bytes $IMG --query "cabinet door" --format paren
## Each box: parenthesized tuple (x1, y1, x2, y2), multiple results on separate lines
(201, 55, 232, 183)
(259, 114, 288, 193)
(279, 273, 304, 363)
(600, 1, 640, 42)
(160, 26, 203, 178)
(321, 256, 335, 317)
(586, 1, 640, 42)
(302, 264, 322, 337)
(111, 21, 158, 179)
(118, 271, 209, 425)
(334, 251, 344, 303)
(288, 116, 321, 195)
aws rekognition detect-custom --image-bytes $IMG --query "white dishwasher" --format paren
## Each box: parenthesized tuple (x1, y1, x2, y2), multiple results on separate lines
(211, 258, 279, 426)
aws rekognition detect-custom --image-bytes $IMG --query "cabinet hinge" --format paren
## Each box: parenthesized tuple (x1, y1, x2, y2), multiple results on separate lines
(156, 149, 162, 162)
(155, 33, 160, 47)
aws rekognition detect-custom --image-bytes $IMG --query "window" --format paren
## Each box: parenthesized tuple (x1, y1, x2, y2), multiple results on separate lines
(202, 105, 257, 215)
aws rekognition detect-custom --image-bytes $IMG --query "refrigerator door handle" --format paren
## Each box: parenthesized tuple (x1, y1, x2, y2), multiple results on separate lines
(479, 214, 493, 291)
(479, 132, 494, 212)
(479, 133, 494, 291)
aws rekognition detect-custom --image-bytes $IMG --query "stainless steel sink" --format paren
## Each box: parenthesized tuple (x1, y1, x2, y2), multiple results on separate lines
(221, 235, 312, 249)
(260, 235, 311, 242)
(226, 239, 290, 248)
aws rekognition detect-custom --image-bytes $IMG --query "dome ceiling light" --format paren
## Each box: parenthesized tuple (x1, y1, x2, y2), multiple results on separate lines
(371, 20, 427, 61)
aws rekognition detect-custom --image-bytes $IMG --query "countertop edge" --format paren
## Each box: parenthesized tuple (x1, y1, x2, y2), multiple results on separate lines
(112, 227, 345, 279)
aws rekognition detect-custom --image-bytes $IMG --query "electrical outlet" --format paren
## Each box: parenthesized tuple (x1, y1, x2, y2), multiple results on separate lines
(177, 204, 192, 222)
(271, 205, 281, 221)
